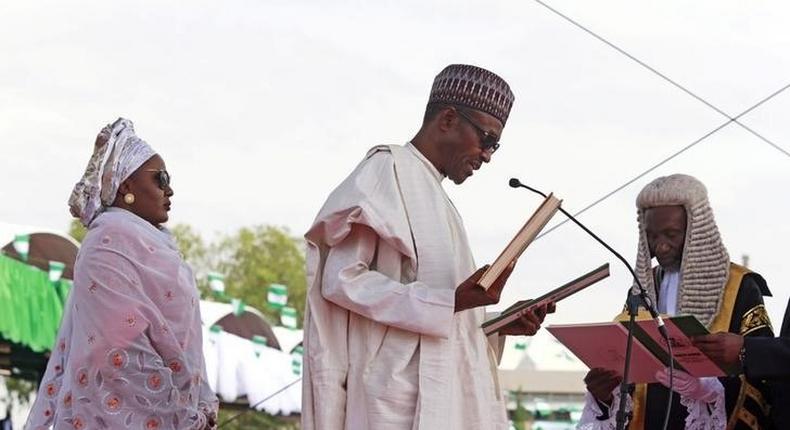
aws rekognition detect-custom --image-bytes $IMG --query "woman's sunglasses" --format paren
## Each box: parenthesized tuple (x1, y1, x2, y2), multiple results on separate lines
(143, 169, 171, 190)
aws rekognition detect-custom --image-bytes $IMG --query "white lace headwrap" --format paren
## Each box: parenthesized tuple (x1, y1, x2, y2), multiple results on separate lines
(68, 118, 156, 227)
(632, 174, 730, 328)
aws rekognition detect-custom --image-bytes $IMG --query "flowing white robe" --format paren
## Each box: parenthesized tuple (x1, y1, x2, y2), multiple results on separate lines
(25, 208, 218, 430)
(302, 143, 506, 430)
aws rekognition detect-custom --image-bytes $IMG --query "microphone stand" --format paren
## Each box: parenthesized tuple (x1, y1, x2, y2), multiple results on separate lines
(508, 178, 673, 430)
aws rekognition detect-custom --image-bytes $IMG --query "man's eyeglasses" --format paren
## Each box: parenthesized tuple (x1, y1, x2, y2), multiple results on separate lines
(144, 169, 171, 190)
(455, 109, 500, 153)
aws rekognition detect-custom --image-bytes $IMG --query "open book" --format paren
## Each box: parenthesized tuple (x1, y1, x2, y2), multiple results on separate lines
(477, 193, 561, 290)
(482, 264, 610, 335)
(547, 315, 736, 384)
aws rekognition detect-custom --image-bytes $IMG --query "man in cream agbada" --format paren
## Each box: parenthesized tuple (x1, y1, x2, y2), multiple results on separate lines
(301, 64, 552, 430)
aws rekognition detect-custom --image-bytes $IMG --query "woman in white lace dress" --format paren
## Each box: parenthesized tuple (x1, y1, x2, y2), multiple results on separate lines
(25, 119, 218, 430)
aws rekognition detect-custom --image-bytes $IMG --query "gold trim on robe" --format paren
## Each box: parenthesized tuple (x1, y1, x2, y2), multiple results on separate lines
(740, 304, 773, 336)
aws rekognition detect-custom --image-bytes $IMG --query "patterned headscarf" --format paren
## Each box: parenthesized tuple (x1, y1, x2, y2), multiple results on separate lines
(632, 174, 730, 328)
(68, 118, 156, 227)
(428, 64, 515, 125)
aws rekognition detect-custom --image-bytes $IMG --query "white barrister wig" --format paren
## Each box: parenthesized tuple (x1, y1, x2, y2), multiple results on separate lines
(633, 174, 729, 327)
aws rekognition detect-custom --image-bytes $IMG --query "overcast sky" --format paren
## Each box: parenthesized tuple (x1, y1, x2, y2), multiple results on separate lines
(2, 0, 789, 328)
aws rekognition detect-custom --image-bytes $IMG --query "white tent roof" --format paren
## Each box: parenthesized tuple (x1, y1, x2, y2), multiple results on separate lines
(199, 299, 269, 327)
(499, 329, 587, 372)
(498, 329, 588, 394)
(0, 221, 80, 248)
(199, 300, 304, 352)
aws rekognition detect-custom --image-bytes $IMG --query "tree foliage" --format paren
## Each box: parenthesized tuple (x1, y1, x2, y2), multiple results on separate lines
(171, 223, 213, 296)
(67, 219, 87, 243)
(170, 224, 307, 327)
(216, 226, 306, 324)
(171, 223, 208, 265)
(512, 390, 533, 430)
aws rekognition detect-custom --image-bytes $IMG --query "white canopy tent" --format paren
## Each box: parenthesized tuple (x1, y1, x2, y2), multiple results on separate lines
(199, 300, 303, 415)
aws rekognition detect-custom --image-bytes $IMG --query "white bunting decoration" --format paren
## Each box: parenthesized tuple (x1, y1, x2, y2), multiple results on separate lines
(267, 283, 288, 309)
(280, 306, 298, 329)
(13, 234, 30, 261)
(207, 272, 225, 295)
(49, 261, 66, 282)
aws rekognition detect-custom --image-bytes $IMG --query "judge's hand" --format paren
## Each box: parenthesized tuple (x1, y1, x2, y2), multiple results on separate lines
(692, 332, 744, 369)
(496, 302, 556, 336)
(454, 261, 515, 313)
(584, 368, 622, 405)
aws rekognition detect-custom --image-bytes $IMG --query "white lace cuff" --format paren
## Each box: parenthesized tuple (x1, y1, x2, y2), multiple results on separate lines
(577, 389, 632, 430)
(680, 378, 726, 430)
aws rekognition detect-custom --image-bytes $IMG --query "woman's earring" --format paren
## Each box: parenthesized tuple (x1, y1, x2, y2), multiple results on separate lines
(124, 193, 135, 205)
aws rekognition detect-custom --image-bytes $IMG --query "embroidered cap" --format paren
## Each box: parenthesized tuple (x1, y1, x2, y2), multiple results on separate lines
(428, 64, 515, 125)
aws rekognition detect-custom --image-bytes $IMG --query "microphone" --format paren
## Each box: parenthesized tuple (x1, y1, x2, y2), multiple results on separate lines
(508, 178, 667, 336)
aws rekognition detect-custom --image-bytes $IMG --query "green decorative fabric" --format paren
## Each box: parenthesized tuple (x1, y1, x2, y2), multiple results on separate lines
(0, 254, 70, 352)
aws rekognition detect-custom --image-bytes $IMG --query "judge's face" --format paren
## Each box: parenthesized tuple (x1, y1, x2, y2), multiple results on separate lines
(117, 154, 174, 226)
(442, 108, 503, 184)
(645, 205, 687, 271)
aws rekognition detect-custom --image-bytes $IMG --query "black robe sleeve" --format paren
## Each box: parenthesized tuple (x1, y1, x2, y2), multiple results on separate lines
(720, 273, 774, 430)
(743, 296, 790, 379)
(744, 297, 790, 429)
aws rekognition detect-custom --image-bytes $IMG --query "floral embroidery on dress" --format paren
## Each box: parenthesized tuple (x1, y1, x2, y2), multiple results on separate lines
(42, 404, 55, 421)
(145, 371, 166, 393)
(45, 380, 60, 398)
(63, 390, 73, 408)
(143, 415, 162, 429)
(168, 358, 183, 374)
(75, 367, 90, 387)
(108, 348, 130, 370)
(54, 359, 65, 375)
(71, 414, 86, 429)
(103, 392, 124, 414)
